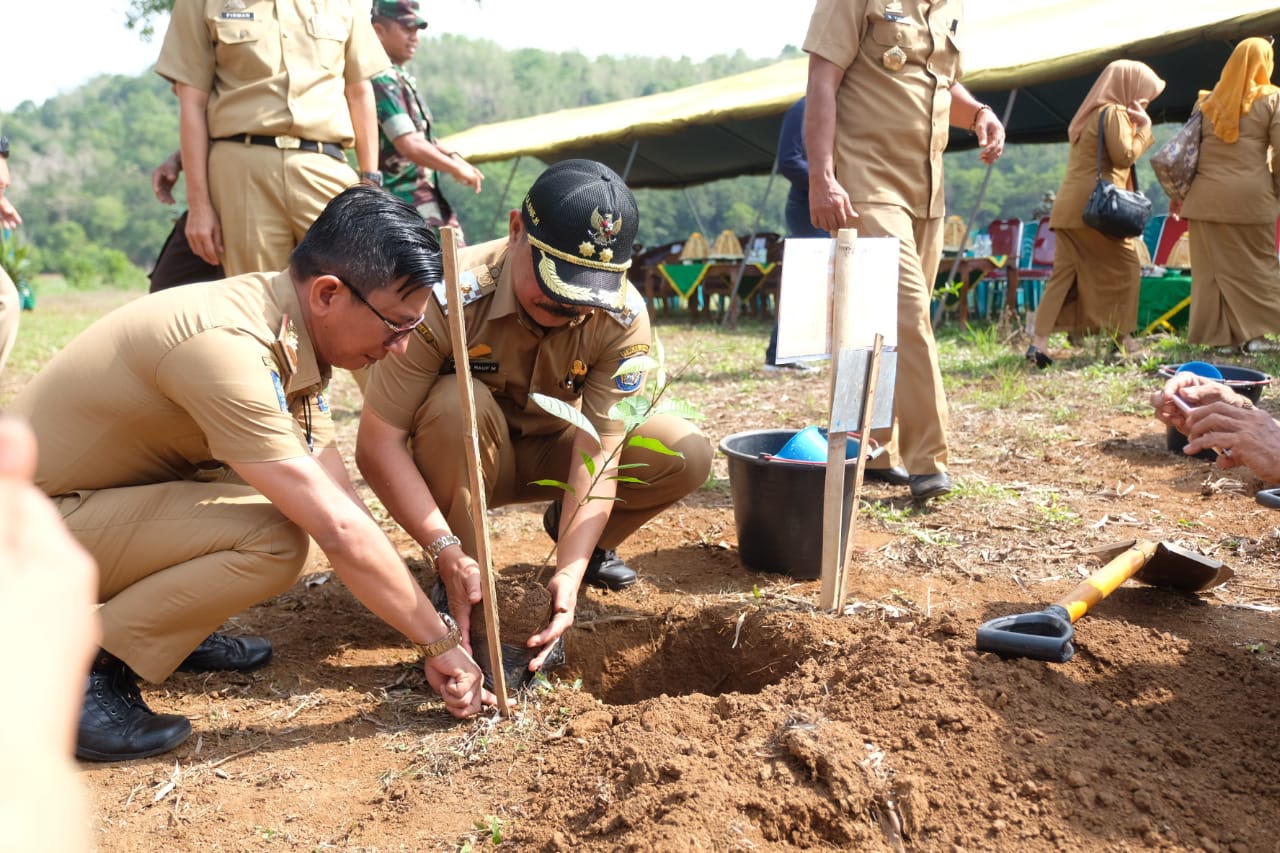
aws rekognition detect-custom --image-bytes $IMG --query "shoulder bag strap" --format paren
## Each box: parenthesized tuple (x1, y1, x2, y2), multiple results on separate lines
(1097, 106, 1140, 192)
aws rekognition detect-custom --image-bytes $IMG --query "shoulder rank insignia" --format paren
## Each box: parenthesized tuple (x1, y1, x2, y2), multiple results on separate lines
(432, 266, 494, 314)
(605, 282, 647, 329)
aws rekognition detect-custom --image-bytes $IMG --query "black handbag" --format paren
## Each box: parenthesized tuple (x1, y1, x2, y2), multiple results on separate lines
(1081, 109, 1152, 239)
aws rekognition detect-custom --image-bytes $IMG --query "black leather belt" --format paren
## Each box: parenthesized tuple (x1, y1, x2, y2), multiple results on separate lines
(213, 134, 344, 162)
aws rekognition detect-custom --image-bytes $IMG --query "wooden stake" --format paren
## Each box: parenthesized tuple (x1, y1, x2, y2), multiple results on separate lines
(819, 228, 866, 612)
(838, 333, 883, 608)
(439, 226, 510, 714)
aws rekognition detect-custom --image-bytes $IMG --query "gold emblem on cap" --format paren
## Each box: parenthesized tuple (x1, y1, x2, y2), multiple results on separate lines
(587, 208, 622, 251)
(524, 198, 540, 226)
(579, 241, 596, 258)
(882, 45, 906, 71)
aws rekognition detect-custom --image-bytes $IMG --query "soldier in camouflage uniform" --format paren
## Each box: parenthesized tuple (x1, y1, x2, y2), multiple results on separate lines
(371, 0, 484, 242)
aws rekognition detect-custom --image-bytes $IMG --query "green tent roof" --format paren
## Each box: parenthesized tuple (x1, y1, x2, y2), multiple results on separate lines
(439, 2, 1280, 188)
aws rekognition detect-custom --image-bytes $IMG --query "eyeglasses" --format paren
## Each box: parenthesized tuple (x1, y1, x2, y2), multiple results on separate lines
(337, 278, 424, 347)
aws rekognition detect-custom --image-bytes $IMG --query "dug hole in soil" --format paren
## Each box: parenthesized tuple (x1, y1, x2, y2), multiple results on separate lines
(78, 353, 1280, 853)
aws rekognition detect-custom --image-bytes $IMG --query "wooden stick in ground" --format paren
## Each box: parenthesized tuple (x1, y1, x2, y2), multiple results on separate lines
(837, 333, 883, 608)
(819, 227, 860, 611)
(439, 226, 510, 714)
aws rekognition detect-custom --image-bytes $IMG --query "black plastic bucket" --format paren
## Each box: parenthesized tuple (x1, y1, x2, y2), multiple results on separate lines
(718, 429, 857, 580)
(1158, 364, 1270, 457)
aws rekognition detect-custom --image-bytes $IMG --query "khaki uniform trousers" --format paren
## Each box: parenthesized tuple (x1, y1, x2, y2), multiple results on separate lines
(55, 480, 311, 683)
(0, 266, 18, 376)
(854, 204, 948, 475)
(208, 142, 357, 276)
(410, 376, 714, 556)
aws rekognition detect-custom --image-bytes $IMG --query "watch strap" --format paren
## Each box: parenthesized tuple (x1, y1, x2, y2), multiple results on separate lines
(412, 613, 460, 658)
(424, 533, 461, 570)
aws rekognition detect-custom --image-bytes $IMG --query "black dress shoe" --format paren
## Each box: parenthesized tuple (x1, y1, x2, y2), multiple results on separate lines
(1025, 345, 1053, 369)
(862, 464, 910, 486)
(176, 632, 273, 673)
(542, 502, 638, 590)
(909, 472, 953, 500)
(77, 651, 192, 762)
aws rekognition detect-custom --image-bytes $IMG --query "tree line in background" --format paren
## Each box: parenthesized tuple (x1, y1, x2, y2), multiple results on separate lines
(0, 27, 1176, 289)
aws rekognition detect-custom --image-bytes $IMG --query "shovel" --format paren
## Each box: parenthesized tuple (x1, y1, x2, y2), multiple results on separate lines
(975, 540, 1232, 662)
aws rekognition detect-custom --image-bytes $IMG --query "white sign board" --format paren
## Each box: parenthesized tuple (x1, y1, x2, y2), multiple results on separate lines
(774, 236, 899, 362)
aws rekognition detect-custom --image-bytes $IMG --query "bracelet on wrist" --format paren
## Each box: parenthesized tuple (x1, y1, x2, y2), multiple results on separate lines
(970, 104, 992, 133)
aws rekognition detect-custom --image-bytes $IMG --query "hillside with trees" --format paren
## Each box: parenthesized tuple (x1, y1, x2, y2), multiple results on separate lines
(0, 26, 1174, 287)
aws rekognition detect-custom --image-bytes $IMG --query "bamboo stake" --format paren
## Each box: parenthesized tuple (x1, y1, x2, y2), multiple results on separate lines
(439, 226, 509, 714)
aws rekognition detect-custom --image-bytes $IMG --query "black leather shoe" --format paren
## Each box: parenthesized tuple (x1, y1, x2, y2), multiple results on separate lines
(542, 503, 638, 590)
(1025, 345, 1053, 370)
(76, 651, 192, 762)
(863, 464, 910, 486)
(909, 472, 953, 500)
(176, 632, 272, 674)
(583, 548, 638, 590)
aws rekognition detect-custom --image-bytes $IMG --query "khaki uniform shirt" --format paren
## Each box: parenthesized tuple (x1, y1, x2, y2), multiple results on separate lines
(10, 273, 334, 497)
(364, 238, 652, 440)
(155, 0, 389, 146)
(1050, 105, 1154, 231)
(1182, 91, 1280, 225)
(804, 0, 963, 218)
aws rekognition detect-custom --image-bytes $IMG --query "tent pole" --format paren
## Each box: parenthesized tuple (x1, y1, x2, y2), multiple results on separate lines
(620, 140, 640, 183)
(722, 160, 781, 328)
(485, 156, 522, 241)
(681, 186, 711, 237)
(934, 89, 1019, 327)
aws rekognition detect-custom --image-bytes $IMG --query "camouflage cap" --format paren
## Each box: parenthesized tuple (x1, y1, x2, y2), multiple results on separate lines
(372, 0, 427, 29)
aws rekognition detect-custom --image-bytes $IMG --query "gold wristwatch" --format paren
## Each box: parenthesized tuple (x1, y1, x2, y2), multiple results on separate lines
(412, 613, 460, 658)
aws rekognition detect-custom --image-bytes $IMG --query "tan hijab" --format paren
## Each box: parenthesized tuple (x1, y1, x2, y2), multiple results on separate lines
(1199, 37, 1280, 143)
(1067, 60, 1167, 144)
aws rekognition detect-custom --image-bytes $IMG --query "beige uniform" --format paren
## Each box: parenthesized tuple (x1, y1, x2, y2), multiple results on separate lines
(804, 0, 962, 475)
(364, 238, 712, 556)
(1035, 105, 1154, 339)
(9, 274, 333, 682)
(1182, 91, 1280, 346)
(156, 0, 388, 275)
(0, 266, 17, 375)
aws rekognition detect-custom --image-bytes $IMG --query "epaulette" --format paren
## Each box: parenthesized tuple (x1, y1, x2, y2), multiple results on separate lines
(432, 263, 497, 314)
(606, 282, 647, 329)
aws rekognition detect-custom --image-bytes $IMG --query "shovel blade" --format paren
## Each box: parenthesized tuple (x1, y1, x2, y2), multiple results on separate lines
(1086, 540, 1232, 592)
(976, 605, 1075, 662)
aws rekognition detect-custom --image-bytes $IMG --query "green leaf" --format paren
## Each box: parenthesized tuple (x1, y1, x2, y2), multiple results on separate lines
(627, 435, 685, 457)
(608, 475, 648, 485)
(654, 397, 704, 421)
(586, 494, 624, 502)
(608, 396, 654, 426)
(614, 462, 650, 471)
(578, 450, 596, 477)
(528, 479, 574, 493)
(530, 392, 600, 446)
(613, 354, 660, 378)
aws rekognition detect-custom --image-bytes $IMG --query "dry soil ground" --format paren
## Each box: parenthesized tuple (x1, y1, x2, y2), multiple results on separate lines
(8, 297, 1280, 852)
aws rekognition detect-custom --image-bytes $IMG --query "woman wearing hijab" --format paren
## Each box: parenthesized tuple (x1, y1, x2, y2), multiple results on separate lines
(1026, 60, 1166, 368)
(1178, 37, 1280, 353)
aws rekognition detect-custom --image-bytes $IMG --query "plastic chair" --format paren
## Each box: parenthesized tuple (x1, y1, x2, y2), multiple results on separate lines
(983, 218, 1022, 317)
(1153, 216, 1189, 266)
(1142, 214, 1167, 263)
(1013, 217, 1054, 315)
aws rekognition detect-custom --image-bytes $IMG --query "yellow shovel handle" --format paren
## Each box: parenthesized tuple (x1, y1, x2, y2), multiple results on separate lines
(1055, 540, 1159, 623)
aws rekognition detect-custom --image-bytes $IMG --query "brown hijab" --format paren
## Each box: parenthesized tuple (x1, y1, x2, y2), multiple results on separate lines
(1067, 60, 1167, 144)
(1199, 37, 1280, 143)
